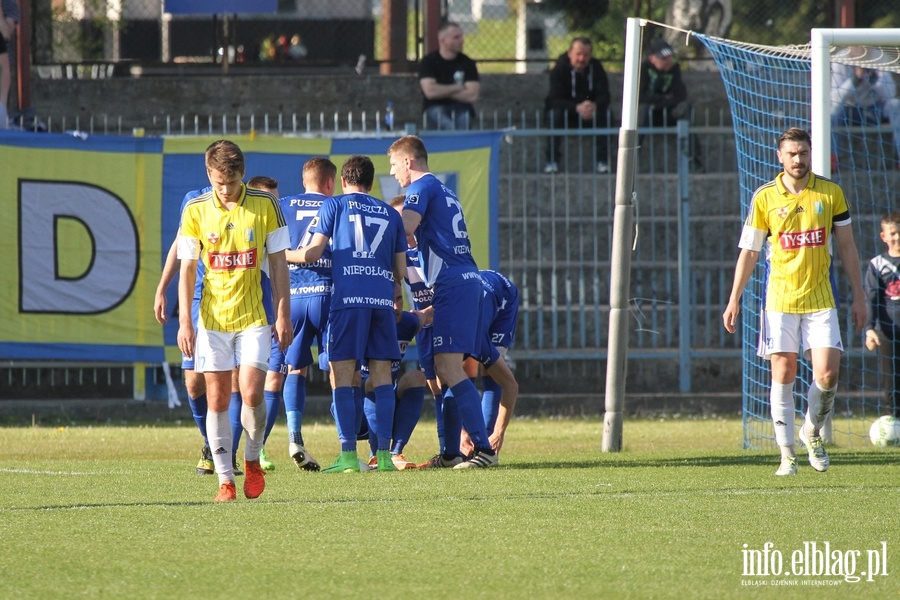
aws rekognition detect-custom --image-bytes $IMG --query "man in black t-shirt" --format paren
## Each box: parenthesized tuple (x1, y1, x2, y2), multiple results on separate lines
(418, 22, 480, 130)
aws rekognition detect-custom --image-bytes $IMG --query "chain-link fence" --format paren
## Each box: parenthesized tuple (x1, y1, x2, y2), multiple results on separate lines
(26, 0, 899, 72)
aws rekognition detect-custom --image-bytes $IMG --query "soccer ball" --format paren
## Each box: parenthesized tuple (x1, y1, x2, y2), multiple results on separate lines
(868, 416, 900, 448)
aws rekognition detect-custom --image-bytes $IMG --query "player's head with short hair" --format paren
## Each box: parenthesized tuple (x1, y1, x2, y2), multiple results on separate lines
(341, 155, 375, 190)
(388, 136, 428, 163)
(302, 157, 337, 190)
(389, 194, 406, 209)
(205, 140, 245, 179)
(247, 176, 278, 194)
(778, 128, 811, 150)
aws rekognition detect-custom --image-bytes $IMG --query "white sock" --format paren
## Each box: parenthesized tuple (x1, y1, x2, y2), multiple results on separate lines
(805, 381, 836, 436)
(206, 410, 233, 484)
(241, 402, 267, 461)
(770, 381, 796, 457)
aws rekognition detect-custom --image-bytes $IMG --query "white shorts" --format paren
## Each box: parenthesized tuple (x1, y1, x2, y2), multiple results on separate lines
(757, 309, 843, 360)
(194, 325, 272, 373)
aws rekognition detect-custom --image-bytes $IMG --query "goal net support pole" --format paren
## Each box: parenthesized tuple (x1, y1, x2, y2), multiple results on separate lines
(602, 17, 643, 452)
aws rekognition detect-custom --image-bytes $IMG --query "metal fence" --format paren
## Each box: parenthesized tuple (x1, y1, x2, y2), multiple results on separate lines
(0, 113, 744, 400)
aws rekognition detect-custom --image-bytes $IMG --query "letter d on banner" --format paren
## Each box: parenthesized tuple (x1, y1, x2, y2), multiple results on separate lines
(19, 181, 139, 313)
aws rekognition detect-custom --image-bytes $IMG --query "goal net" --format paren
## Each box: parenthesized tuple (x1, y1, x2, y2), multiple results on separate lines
(691, 29, 900, 449)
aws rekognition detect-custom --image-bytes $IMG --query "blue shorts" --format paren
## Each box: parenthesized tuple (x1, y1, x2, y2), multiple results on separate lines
(431, 279, 483, 356)
(415, 326, 436, 380)
(269, 294, 330, 372)
(327, 308, 400, 364)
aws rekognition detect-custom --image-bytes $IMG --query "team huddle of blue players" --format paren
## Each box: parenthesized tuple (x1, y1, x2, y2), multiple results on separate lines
(158, 136, 520, 485)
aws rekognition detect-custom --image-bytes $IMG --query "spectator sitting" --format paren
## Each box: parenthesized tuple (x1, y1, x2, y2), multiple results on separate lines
(830, 65, 900, 169)
(639, 38, 703, 171)
(418, 21, 480, 131)
(543, 36, 612, 174)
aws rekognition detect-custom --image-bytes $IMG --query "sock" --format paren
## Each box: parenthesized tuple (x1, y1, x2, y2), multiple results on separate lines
(241, 402, 267, 461)
(481, 375, 502, 435)
(770, 381, 796, 456)
(333, 387, 358, 452)
(363, 396, 378, 456)
(450, 379, 492, 452)
(393, 386, 425, 453)
(374, 384, 397, 451)
(263, 389, 281, 443)
(229, 391, 243, 456)
(283, 373, 306, 446)
(805, 381, 836, 436)
(442, 388, 462, 457)
(433, 390, 445, 451)
(353, 385, 364, 441)
(206, 409, 233, 484)
(188, 393, 209, 445)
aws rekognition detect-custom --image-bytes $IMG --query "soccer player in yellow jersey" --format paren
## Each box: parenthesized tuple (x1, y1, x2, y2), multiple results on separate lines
(723, 128, 866, 476)
(177, 140, 293, 502)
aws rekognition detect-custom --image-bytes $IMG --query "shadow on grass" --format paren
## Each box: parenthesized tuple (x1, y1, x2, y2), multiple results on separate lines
(510, 450, 899, 470)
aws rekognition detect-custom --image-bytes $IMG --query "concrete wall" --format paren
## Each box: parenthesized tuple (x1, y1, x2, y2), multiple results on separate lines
(28, 71, 732, 132)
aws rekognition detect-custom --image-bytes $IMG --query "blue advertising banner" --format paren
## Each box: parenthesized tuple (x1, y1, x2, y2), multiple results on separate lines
(164, 1, 277, 15)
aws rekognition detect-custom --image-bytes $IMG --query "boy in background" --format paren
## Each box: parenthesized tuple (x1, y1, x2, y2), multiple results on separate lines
(864, 211, 900, 417)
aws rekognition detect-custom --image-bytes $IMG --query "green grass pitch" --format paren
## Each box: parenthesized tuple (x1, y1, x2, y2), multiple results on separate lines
(1, 417, 897, 598)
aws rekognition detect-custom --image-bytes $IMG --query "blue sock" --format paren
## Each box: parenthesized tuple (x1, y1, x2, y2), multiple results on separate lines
(393, 386, 425, 453)
(353, 385, 364, 439)
(450, 379, 491, 451)
(481, 375, 502, 435)
(332, 387, 358, 452)
(442, 388, 462, 458)
(229, 391, 243, 455)
(263, 390, 281, 443)
(374, 384, 396, 451)
(283, 373, 306, 446)
(433, 390, 445, 452)
(363, 396, 378, 456)
(188, 393, 209, 445)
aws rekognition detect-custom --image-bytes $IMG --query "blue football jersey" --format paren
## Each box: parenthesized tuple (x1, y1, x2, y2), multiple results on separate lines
(180, 186, 211, 302)
(405, 248, 434, 310)
(480, 269, 517, 316)
(310, 192, 405, 311)
(280, 192, 333, 297)
(403, 173, 478, 288)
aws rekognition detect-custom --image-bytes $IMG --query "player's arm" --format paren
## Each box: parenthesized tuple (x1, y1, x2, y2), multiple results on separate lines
(267, 249, 294, 352)
(723, 248, 759, 334)
(485, 356, 519, 452)
(393, 251, 407, 291)
(834, 223, 867, 332)
(402, 209, 422, 237)
(153, 233, 181, 324)
(176, 252, 198, 360)
(292, 232, 329, 264)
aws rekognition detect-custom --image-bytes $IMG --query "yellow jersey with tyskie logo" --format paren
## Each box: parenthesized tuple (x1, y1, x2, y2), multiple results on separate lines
(738, 172, 851, 313)
(179, 184, 289, 332)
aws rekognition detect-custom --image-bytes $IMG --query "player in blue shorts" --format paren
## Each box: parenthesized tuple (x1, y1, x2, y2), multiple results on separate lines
(388, 135, 497, 469)
(153, 185, 245, 476)
(260, 159, 337, 473)
(473, 269, 520, 452)
(360, 283, 428, 469)
(294, 155, 407, 472)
